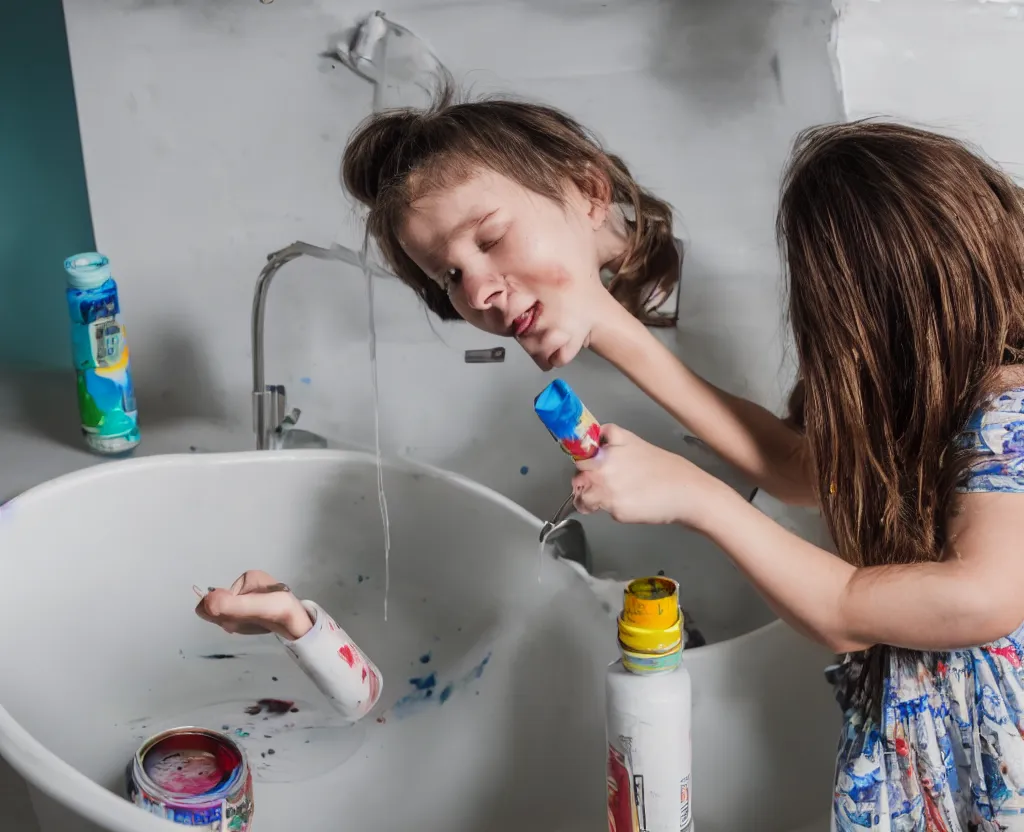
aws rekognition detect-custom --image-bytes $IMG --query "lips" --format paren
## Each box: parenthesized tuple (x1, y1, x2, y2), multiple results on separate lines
(512, 302, 540, 338)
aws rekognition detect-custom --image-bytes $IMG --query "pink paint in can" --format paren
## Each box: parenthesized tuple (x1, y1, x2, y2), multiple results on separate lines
(127, 727, 254, 831)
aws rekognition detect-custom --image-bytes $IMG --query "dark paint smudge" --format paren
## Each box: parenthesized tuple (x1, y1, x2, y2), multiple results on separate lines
(520, 465, 529, 475)
(419, 653, 431, 664)
(439, 684, 453, 704)
(245, 699, 295, 716)
(200, 654, 238, 660)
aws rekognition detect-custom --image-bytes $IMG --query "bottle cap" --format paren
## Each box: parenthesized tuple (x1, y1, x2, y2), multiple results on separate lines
(534, 379, 583, 439)
(64, 252, 112, 289)
(617, 577, 683, 673)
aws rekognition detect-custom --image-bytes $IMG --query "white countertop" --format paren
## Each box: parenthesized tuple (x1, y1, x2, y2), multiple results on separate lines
(0, 369, 255, 504)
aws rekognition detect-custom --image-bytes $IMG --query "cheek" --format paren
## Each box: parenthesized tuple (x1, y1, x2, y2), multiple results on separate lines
(513, 263, 575, 299)
(509, 219, 589, 294)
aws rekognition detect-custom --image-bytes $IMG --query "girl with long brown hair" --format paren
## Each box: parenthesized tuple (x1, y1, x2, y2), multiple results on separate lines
(196, 86, 1024, 827)
(575, 122, 1024, 829)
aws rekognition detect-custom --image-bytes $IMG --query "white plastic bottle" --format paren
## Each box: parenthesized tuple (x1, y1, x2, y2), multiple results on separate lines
(606, 576, 693, 832)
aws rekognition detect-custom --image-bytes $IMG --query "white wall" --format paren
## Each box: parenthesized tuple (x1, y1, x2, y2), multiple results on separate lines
(61, 0, 841, 607)
(836, 0, 1024, 181)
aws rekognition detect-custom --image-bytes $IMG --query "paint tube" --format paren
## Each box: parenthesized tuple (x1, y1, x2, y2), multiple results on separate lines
(534, 379, 602, 461)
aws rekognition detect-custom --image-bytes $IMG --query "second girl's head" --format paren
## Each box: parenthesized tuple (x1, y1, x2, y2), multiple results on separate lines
(779, 121, 1024, 568)
(341, 83, 678, 370)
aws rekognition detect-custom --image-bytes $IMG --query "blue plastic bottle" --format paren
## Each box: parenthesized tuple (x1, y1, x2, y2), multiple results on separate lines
(63, 252, 140, 455)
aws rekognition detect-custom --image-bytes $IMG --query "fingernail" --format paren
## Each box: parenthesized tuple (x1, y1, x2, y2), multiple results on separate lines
(192, 585, 206, 598)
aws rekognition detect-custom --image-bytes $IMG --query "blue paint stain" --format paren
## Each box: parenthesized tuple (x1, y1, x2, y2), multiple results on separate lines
(409, 673, 436, 691)
(520, 465, 529, 475)
(419, 653, 432, 664)
(469, 653, 491, 680)
(299, 377, 312, 385)
(391, 651, 493, 719)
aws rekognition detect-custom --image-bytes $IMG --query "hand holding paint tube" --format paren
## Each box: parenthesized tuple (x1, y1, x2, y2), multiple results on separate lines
(536, 379, 714, 527)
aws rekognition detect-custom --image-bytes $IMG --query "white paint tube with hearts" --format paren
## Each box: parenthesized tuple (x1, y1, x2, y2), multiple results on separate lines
(276, 600, 382, 722)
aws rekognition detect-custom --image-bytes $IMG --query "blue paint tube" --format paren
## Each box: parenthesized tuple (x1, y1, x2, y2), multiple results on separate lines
(534, 379, 602, 461)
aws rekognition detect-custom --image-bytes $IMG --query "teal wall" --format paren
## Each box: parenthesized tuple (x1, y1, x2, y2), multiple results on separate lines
(0, 0, 95, 370)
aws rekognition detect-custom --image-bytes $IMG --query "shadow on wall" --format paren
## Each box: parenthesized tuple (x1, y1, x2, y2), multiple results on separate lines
(0, 0, 96, 371)
(649, 0, 784, 114)
(513, 0, 785, 115)
(131, 326, 230, 428)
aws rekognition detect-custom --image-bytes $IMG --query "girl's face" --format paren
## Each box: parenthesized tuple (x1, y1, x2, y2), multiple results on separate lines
(399, 168, 614, 370)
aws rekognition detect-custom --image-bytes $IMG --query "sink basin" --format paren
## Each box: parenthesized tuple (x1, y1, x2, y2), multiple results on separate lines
(0, 450, 837, 831)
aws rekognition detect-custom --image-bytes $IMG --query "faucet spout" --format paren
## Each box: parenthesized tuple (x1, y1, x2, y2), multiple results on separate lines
(250, 240, 392, 450)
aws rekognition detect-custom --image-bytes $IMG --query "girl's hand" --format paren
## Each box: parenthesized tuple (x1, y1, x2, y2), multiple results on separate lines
(572, 424, 721, 527)
(195, 570, 312, 641)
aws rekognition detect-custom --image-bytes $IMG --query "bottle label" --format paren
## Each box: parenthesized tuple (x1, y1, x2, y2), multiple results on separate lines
(680, 774, 692, 831)
(607, 742, 641, 832)
(607, 735, 692, 832)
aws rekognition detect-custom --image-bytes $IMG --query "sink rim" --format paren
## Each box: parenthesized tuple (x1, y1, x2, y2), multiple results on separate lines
(0, 448, 792, 832)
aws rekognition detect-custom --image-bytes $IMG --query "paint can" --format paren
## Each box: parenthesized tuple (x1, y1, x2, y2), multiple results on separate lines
(127, 727, 254, 831)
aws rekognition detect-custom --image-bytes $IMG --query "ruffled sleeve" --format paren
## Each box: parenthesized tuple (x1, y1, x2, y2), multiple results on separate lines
(956, 389, 1024, 493)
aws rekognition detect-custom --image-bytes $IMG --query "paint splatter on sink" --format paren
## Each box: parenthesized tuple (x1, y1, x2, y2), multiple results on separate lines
(392, 652, 492, 719)
(124, 698, 367, 784)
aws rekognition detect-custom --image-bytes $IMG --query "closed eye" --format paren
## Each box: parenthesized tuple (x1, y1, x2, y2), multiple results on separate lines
(479, 236, 504, 253)
(441, 267, 462, 293)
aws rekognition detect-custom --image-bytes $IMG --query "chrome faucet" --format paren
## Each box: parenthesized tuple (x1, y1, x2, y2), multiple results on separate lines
(250, 240, 392, 450)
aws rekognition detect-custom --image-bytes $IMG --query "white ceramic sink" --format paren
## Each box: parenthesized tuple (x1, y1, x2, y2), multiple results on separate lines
(0, 450, 837, 831)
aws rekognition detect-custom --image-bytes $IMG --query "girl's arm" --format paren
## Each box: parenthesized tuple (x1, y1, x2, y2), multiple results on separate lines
(572, 427, 1024, 654)
(697, 480, 1024, 653)
(590, 303, 813, 506)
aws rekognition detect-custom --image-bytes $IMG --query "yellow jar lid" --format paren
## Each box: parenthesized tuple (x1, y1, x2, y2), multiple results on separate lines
(617, 577, 683, 655)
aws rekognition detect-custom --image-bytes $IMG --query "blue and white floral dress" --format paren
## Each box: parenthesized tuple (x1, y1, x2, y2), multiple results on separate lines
(831, 388, 1024, 831)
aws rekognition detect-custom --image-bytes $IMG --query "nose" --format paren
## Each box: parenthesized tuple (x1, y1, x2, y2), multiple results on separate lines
(462, 267, 505, 311)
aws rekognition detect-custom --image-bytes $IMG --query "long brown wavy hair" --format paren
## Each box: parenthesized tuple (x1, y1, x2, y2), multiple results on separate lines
(780, 122, 1024, 712)
(780, 121, 1024, 573)
(342, 79, 679, 326)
